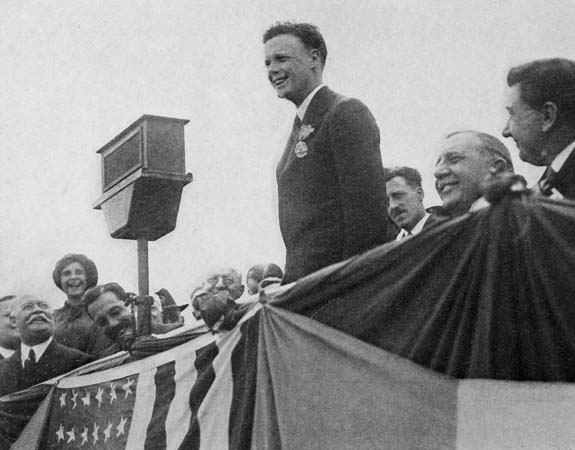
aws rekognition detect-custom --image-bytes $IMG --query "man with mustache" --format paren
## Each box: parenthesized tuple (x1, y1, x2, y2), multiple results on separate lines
(84, 283, 182, 357)
(434, 130, 515, 217)
(0, 295, 93, 397)
(385, 167, 440, 240)
(264, 22, 389, 283)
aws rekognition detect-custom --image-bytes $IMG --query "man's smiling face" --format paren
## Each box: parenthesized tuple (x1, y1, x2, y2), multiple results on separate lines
(434, 133, 494, 215)
(264, 33, 320, 107)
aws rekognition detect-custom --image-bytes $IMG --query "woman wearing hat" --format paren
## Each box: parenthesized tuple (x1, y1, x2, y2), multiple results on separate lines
(52, 253, 108, 355)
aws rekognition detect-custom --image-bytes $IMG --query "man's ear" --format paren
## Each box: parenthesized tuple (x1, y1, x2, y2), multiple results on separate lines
(416, 187, 424, 201)
(309, 48, 322, 66)
(541, 101, 558, 132)
(490, 157, 508, 175)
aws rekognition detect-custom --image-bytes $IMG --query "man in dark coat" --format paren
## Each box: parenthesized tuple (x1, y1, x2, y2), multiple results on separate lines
(503, 58, 575, 199)
(263, 22, 389, 284)
(0, 295, 93, 397)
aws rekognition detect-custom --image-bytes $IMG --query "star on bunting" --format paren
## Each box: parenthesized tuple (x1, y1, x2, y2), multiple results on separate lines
(116, 416, 128, 437)
(109, 382, 117, 404)
(95, 387, 104, 407)
(66, 427, 76, 443)
(81, 389, 91, 407)
(92, 423, 99, 444)
(81, 426, 89, 445)
(55, 424, 65, 442)
(122, 378, 135, 398)
(103, 421, 113, 442)
(59, 391, 67, 408)
(71, 389, 78, 409)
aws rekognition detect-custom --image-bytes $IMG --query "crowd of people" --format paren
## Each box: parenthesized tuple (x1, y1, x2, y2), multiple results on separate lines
(0, 256, 283, 397)
(2, 21, 575, 410)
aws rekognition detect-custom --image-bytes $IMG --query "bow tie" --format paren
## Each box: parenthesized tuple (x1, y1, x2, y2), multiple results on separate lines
(538, 168, 557, 196)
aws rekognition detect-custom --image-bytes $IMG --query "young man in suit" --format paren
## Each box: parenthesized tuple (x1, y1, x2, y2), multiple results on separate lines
(0, 295, 19, 360)
(0, 295, 93, 397)
(263, 22, 389, 284)
(434, 130, 515, 217)
(385, 167, 441, 240)
(502, 58, 575, 199)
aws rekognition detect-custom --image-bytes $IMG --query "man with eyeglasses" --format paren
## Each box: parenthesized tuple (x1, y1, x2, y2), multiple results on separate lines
(191, 267, 248, 332)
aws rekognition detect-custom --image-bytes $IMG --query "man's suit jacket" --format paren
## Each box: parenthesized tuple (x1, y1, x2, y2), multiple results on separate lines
(0, 340, 93, 397)
(277, 87, 389, 283)
(541, 150, 575, 199)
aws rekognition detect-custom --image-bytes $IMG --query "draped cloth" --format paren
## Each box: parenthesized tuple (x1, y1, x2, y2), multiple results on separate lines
(271, 193, 575, 381)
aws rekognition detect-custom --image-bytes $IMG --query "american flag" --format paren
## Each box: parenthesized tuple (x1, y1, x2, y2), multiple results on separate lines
(33, 306, 260, 450)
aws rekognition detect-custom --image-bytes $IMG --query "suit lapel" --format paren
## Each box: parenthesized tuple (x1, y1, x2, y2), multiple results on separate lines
(4, 349, 22, 393)
(278, 86, 334, 177)
(553, 150, 575, 197)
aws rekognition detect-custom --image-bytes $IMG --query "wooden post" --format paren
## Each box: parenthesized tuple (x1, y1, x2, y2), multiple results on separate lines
(137, 238, 152, 336)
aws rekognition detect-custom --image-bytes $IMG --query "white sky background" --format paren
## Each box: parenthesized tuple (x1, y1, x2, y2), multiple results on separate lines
(0, 0, 572, 310)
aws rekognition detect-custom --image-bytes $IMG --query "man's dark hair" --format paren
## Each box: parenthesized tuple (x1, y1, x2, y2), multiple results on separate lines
(384, 166, 423, 189)
(83, 282, 128, 314)
(263, 22, 328, 66)
(507, 58, 575, 126)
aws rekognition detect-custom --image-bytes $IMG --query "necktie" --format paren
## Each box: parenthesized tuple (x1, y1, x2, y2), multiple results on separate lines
(25, 348, 36, 369)
(539, 168, 557, 196)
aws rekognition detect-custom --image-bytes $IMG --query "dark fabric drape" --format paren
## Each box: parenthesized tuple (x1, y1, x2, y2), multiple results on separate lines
(271, 194, 575, 381)
(0, 385, 52, 450)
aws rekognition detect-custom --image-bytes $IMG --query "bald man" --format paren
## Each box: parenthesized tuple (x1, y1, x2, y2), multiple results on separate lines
(434, 130, 516, 216)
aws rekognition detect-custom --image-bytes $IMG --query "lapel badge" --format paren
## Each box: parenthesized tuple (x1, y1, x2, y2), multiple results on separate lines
(298, 124, 315, 141)
(295, 124, 314, 158)
(294, 141, 308, 158)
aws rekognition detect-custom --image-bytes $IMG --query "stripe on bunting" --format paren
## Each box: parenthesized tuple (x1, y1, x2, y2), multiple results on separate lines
(144, 361, 176, 450)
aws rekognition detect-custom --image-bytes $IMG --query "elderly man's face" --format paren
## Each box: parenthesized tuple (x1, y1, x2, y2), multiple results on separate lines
(14, 296, 54, 346)
(202, 268, 244, 301)
(88, 291, 133, 342)
(0, 298, 19, 349)
(434, 133, 494, 215)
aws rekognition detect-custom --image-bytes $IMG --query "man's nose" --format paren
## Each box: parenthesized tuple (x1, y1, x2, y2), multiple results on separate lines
(502, 121, 511, 138)
(433, 162, 448, 179)
(214, 277, 226, 289)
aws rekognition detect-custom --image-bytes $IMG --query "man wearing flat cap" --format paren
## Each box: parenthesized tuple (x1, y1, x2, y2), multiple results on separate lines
(156, 288, 187, 324)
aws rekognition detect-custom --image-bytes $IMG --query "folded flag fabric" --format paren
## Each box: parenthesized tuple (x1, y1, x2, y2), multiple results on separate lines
(11, 303, 575, 450)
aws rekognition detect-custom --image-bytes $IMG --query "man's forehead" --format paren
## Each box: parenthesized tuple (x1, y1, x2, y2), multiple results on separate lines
(504, 84, 522, 107)
(386, 176, 411, 192)
(205, 267, 241, 281)
(438, 133, 481, 157)
(265, 34, 305, 55)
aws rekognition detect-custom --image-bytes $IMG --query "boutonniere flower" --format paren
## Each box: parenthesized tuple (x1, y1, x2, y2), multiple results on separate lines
(298, 124, 315, 141)
(295, 124, 315, 158)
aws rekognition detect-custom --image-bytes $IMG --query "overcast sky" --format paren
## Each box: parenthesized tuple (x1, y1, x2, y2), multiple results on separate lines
(0, 0, 572, 310)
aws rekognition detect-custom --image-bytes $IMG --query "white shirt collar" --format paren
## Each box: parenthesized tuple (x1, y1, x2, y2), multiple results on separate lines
(395, 213, 430, 241)
(0, 346, 14, 359)
(551, 139, 575, 172)
(21, 337, 52, 368)
(296, 84, 326, 121)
